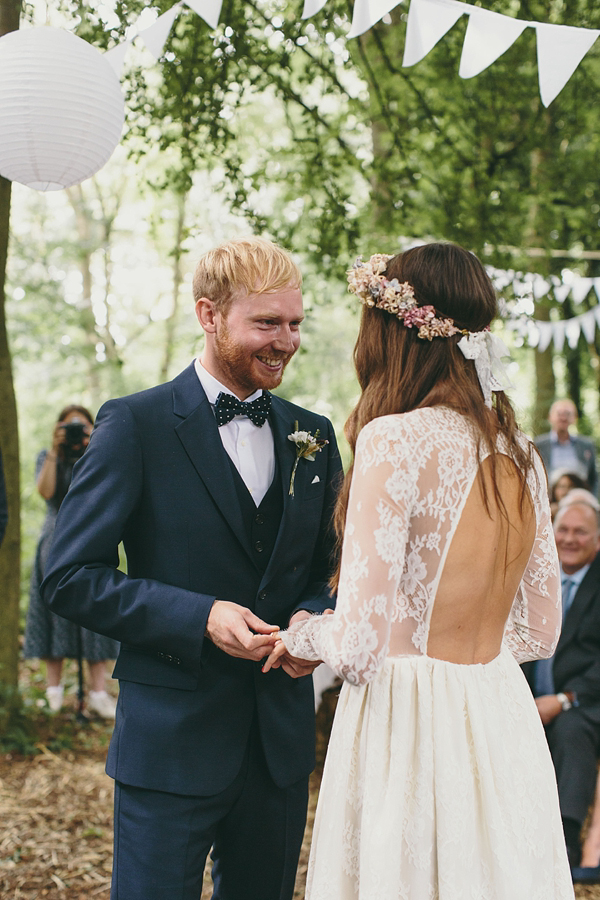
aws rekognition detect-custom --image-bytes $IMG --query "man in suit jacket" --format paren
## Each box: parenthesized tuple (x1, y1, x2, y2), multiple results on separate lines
(535, 398, 598, 496)
(42, 237, 343, 900)
(523, 499, 600, 868)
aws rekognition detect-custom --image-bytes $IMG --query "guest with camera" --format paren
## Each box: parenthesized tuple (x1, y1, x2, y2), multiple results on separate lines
(24, 405, 119, 717)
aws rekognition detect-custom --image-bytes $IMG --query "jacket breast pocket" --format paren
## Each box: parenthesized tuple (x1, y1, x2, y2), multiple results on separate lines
(112, 646, 199, 691)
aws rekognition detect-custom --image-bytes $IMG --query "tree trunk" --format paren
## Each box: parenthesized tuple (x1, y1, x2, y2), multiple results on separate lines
(0, 0, 21, 689)
(160, 190, 187, 384)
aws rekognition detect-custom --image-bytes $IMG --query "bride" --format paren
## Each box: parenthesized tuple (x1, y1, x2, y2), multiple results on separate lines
(265, 243, 573, 899)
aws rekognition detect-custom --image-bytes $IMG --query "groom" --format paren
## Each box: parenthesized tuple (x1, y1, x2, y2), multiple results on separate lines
(42, 237, 342, 900)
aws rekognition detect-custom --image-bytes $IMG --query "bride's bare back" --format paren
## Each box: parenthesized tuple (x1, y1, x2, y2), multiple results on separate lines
(283, 406, 561, 683)
(426, 454, 535, 665)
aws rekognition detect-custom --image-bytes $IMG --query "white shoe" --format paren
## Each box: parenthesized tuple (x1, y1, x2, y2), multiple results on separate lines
(46, 685, 64, 712)
(87, 690, 117, 719)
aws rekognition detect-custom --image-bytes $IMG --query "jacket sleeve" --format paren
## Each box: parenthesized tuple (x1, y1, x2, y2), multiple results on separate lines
(41, 399, 213, 672)
(290, 416, 343, 618)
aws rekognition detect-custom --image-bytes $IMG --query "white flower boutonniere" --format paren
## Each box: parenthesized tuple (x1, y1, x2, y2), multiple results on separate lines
(287, 420, 328, 497)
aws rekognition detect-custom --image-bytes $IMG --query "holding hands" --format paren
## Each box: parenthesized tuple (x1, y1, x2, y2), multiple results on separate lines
(206, 601, 330, 678)
(263, 609, 334, 677)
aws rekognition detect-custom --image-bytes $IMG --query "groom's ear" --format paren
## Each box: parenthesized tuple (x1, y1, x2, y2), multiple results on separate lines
(195, 297, 218, 333)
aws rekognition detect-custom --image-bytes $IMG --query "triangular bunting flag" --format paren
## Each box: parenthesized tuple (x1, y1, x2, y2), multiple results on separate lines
(402, 0, 467, 67)
(138, 4, 181, 60)
(302, 0, 328, 18)
(552, 319, 566, 352)
(553, 283, 571, 303)
(581, 309, 597, 344)
(532, 276, 551, 300)
(348, 0, 403, 39)
(570, 276, 593, 304)
(536, 21, 599, 107)
(537, 321, 553, 353)
(104, 40, 132, 77)
(185, 0, 223, 29)
(594, 305, 600, 329)
(565, 318, 581, 349)
(459, 6, 527, 79)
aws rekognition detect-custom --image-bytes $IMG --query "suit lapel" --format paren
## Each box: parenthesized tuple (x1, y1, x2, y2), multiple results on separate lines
(171, 365, 256, 564)
(555, 554, 600, 654)
(260, 397, 309, 585)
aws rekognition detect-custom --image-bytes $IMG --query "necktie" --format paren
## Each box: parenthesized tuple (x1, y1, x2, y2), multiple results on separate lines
(561, 577, 575, 622)
(534, 577, 577, 697)
(213, 391, 272, 428)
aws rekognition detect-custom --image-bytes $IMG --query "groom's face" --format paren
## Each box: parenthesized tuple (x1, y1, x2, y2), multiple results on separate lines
(208, 285, 303, 399)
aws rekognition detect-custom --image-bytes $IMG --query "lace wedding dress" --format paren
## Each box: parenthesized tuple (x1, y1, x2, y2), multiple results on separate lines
(282, 407, 574, 900)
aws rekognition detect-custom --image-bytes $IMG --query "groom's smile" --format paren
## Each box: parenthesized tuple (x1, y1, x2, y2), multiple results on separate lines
(199, 285, 304, 399)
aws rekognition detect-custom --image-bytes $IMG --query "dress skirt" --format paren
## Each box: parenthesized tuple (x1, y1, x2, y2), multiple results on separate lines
(306, 646, 574, 900)
(24, 508, 119, 662)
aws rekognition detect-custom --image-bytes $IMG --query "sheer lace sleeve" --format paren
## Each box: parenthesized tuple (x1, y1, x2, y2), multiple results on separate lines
(281, 418, 412, 685)
(503, 454, 562, 663)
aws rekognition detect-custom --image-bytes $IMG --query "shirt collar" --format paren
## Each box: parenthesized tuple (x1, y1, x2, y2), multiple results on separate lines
(551, 430, 572, 445)
(194, 359, 263, 406)
(560, 562, 590, 589)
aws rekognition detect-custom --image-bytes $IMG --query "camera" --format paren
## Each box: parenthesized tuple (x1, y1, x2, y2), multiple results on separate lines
(61, 419, 87, 461)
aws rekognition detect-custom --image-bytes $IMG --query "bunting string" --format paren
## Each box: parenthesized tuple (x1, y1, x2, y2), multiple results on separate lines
(102, 0, 600, 106)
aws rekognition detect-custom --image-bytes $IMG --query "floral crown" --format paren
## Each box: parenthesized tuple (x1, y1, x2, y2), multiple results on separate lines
(347, 253, 468, 341)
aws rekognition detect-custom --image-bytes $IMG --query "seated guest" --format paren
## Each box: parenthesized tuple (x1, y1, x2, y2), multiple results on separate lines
(523, 500, 600, 867)
(549, 468, 589, 519)
(535, 399, 598, 496)
(571, 771, 600, 883)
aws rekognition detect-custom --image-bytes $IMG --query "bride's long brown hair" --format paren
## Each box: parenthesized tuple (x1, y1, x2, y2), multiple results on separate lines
(330, 242, 536, 590)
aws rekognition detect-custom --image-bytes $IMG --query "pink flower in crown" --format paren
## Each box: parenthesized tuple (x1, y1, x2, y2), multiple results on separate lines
(402, 305, 436, 328)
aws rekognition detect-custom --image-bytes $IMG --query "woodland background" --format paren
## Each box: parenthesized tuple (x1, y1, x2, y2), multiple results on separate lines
(2, 0, 600, 723)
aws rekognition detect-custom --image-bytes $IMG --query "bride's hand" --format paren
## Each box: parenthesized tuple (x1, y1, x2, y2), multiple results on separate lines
(262, 639, 287, 673)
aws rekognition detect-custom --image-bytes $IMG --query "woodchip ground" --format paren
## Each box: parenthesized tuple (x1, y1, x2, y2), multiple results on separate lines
(0, 669, 596, 899)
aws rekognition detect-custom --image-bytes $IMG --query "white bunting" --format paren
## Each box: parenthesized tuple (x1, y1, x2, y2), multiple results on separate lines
(104, 40, 132, 76)
(138, 5, 181, 60)
(402, 0, 467, 67)
(552, 319, 566, 352)
(532, 276, 551, 300)
(302, 0, 328, 18)
(185, 0, 223, 30)
(537, 322, 553, 353)
(594, 279, 600, 303)
(565, 318, 581, 349)
(570, 276, 594, 304)
(348, 0, 403, 38)
(459, 6, 527, 79)
(594, 305, 600, 329)
(536, 21, 599, 107)
(553, 283, 571, 304)
(581, 309, 597, 343)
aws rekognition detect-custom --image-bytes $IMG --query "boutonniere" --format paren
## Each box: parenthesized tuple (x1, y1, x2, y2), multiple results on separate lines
(287, 420, 328, 497)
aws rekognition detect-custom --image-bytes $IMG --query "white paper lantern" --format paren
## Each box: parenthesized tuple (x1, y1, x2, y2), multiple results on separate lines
(0, 27, 125, 191)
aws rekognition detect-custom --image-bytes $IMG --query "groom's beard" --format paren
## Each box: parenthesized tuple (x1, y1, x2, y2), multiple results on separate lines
(214, 324, 294, 394)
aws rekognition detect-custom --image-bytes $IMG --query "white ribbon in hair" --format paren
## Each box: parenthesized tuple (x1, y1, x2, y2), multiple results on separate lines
(457, 331, 514, 408)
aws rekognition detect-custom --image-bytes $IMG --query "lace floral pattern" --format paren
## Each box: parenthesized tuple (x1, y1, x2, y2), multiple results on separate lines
(282, 408, 571, 900)
(282, 407, 561, 681)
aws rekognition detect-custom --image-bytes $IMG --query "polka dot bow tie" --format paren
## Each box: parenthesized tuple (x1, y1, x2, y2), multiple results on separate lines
(213, 391, 272, 427)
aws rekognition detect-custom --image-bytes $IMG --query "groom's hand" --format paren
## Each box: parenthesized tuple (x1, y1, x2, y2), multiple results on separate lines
(206, 600, 279, 660)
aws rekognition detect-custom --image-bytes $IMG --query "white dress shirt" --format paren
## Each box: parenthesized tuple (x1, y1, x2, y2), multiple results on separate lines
(195, 359, 275, 505)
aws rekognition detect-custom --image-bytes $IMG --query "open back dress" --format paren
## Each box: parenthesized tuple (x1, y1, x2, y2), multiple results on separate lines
(282, 407, 574, 900)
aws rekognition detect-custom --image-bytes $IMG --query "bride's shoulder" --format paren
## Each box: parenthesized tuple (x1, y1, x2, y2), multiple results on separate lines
(356, 408, 436, 451)
(358, 407, 457, 440)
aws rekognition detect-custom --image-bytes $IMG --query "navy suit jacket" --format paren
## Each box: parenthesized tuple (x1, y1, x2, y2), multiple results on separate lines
(42, 363, 343, 795)
(534, 432, 598, 496)
(523, 552, 600, 724)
